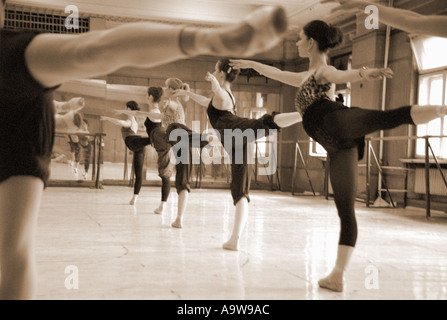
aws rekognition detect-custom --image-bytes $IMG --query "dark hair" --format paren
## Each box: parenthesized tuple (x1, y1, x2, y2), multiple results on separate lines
(73, 112, 83, 128)
(147, 86, 163, 103)
(217, 59, 240, 83)
(126, 100, 139, 111)
(303, 20, 343, 52)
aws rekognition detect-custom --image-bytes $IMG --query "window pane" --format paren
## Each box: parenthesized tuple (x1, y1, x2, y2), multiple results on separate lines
(416, 72, 447, 158)
(429, 77, 443, 105)
(411, 36, 447, 72)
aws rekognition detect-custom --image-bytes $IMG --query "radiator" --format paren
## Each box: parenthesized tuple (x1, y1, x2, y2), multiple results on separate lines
(414, 168, 447, 196)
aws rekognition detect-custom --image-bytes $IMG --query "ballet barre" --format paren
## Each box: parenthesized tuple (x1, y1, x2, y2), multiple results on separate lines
(365, 135, 447, 218)
(54, 131, 107, 189)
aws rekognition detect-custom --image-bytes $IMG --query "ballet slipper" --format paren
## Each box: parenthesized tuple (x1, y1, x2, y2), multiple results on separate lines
(187, 6, 288, 57)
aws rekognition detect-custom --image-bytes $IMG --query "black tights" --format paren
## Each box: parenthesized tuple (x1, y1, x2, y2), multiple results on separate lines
(324, 105, 414, 140)
(322, 105, 414, 247)
(125, 136, 151, 195)
(132, 148, 145, 195)
(328, 148, 358, 247)
(161, 176, 171, 202)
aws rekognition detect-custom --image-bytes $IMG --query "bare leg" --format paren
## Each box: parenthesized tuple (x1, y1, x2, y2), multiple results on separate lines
(171, 190, 188, 228)
(223, 197, 248, 251)
(0, 176, 43, 300)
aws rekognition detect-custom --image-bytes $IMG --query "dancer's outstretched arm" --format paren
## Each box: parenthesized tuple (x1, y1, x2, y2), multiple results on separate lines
(173, 90, 211, 107)
(230, 59, 309, 87)
(115, 109, 163, 120)
(100, 116, 132, 128)
(53, 97, 85, 113)
(319, 65, 393, 84)
(321, 0, 447, 37)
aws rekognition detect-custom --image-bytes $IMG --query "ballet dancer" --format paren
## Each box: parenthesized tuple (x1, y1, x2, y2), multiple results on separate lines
(101, 101, 151, 205)
(54, 98, 86, 134)
(160, 78, 190, 129)
(230, 19, 447, 292)
(158, 78, 189, 220)
(174, 59, 302, 251)
(144, 87, 174, 216)
(54, 98, 90, 176)
(143, 86, 212, 228)
(321, 0, 447, 37)
(67, 119, 92, 179)
(0, 1, 288, 299)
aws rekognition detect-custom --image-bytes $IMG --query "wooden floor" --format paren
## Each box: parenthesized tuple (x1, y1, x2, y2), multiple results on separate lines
(35, 185, 447, 300)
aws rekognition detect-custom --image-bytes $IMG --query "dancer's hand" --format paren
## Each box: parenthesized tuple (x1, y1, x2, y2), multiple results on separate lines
(360, 67, 394, 80)
(229, 59, 255, 70)
(172, 89, 189, 98)
(205, 72, 216, 82)
(320, 0, 371, 15)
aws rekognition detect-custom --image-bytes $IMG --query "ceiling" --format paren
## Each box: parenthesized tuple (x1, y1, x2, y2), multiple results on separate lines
(8, 0, 341, 27)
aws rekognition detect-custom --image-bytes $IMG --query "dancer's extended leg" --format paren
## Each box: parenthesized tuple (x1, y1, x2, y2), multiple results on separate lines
(273, 112, 302, 128)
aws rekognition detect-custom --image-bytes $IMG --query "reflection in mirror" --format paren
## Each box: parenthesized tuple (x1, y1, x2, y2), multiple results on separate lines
(48, 79, 281, 189)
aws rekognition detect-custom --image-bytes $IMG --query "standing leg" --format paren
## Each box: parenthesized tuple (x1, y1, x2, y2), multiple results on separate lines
(223, 197, 248, 251)
(154, 176, 171, 215)
(318, 148, 358, 292)
(172, 189, 189, 228)
(171, 151, 192, 228)
(82, 143, 92, 180)
(0, 176, 43, 300)
(129, 148, 145, 205)
(154, 147, 173, 215)
(223, 142, 251, 251)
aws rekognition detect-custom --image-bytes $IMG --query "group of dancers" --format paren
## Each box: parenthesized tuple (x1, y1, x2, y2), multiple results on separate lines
(1, 0, 447, 299)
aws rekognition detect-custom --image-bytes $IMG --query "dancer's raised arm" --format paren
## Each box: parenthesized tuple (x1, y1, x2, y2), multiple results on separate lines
(173, 90, 211, 107)
(321, 0, 447, 37)
(319, 65, 393, 84)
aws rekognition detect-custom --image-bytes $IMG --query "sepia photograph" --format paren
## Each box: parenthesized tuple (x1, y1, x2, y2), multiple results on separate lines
(1, 0, 447, 305)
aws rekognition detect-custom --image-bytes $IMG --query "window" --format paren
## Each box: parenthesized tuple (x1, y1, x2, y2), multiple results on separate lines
(4, 6, 89, 33)
(411, 36, 447, 158)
